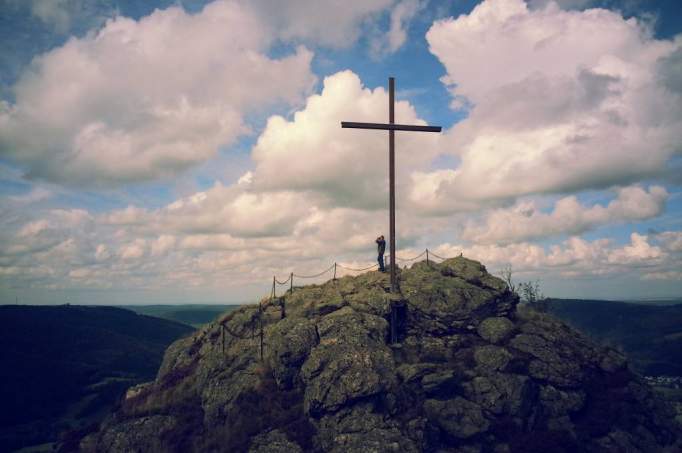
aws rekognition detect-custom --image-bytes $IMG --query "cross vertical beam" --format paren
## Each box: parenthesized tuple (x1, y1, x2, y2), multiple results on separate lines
(389, 77, 396, 292)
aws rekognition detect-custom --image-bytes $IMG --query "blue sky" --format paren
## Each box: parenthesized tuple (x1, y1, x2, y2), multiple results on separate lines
(0, 0, 681, 304)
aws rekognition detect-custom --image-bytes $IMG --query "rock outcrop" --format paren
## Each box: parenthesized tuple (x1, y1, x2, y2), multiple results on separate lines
(78, 258, 681, 452)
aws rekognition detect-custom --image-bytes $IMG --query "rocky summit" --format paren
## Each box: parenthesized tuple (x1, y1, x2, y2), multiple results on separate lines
(78, 258, 681, 452)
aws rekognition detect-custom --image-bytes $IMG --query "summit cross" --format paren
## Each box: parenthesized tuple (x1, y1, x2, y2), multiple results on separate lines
(341, 77, 441, 293)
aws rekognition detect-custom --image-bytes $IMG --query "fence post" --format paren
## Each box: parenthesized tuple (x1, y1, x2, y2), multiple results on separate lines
(426, 248, 429, 265)
(333, 262, 337, 280)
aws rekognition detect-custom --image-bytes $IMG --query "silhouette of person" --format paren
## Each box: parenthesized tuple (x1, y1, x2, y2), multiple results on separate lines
(376, 235, 386, 272)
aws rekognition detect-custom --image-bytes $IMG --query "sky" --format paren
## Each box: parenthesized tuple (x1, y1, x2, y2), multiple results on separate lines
(0, 0, 681, 305)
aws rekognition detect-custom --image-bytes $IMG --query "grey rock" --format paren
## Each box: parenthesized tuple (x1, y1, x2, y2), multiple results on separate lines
(539, 385, 585, 417)
(421, 370, 457, 394)
(248, 429, 302, 453)
(315, 403, 418, 452)
(477, 317, 515, 344)
(98, 415, 177, 452)
(78, 257, 682, 453)
(265, 317, 318, 389)
(424, 397, 490, 439)
(301, 308, 395, 416)
(463, 373, 530, 415)
(474, 345, 512, 372)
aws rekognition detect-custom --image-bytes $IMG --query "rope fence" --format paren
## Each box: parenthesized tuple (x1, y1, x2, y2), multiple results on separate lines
(293, 263, 337, 279)
(428, 250, 451, 261)
(337, 262, 378, 272)
(220, 248, 460, 359)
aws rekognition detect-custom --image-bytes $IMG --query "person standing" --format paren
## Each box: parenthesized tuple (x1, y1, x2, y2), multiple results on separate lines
(376, 235, 386, 272)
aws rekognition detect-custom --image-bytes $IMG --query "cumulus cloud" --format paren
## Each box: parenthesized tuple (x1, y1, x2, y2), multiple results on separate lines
(462, 185, 668, 244)
(416, 0, 682, 211)
(435, 231, 676, 278)
(528, 0, 599, 10)
(0, 66, 450, 293)
(0, 1, 316, 187)
(607, 232, 663, 264)
(2, 180, 680, 297)
(251, 70, 443, 209)
(658, 231, 682, 252)
(119, 239, 146, 261)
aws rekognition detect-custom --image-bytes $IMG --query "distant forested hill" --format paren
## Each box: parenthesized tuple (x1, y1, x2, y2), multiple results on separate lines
(123, 304, 239, 327)
(0, 305, 193, 452)
(531, 298, 682, 376)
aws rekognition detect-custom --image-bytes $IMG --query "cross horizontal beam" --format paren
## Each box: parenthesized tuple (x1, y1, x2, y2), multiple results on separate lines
(341, 121, 441, 133)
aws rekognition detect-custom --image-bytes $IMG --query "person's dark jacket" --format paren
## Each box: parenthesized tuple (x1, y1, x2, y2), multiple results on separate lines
(376, 238, 386, 255)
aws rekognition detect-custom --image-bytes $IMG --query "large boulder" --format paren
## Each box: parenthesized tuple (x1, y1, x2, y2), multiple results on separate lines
(78, 257, 681, 453)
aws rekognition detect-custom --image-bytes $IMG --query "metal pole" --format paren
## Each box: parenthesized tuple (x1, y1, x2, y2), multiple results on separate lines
(333, 262, 337, 280)
(389, 77, 396, 293)
(426, 248, 429, 265)
(290, 272, 293, 293)
(272, 276, 276, 300)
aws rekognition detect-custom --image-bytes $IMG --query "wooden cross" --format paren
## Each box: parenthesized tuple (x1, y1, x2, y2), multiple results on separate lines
(342, 77, 441, 293)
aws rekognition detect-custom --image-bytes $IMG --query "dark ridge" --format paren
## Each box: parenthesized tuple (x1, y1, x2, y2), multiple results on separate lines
(531, 298, 682, 376)
(122, 304, 240, 327)
(0, 305, 194, 452)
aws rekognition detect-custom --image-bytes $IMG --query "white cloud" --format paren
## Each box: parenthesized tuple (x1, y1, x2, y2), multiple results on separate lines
(435, 231, 677, 278)
(0, 1, 315, 187)
(462, 185, 668, 244)
(251, 70, 443, 209)
(371, 0, 425, 55)
(119, 239, 146, 261)
(94, 244, 111, 262)
(417, 0, 682, 211)
(607, 232, 663, 264)
(150, 235, 176, 257)
(248, 0, 393, 48)
(657, 231, 682, 252)
(156, 183, 318, 238)
(643, 271, 682, 281)
(7, 187, 52, 204)
(528, 0, 599, 10)
(17, 219, 50, 238)
(2, 182, 680, 296)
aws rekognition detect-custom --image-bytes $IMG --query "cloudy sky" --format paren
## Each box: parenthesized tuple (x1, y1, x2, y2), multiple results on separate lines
(1, 0, 681, 305)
